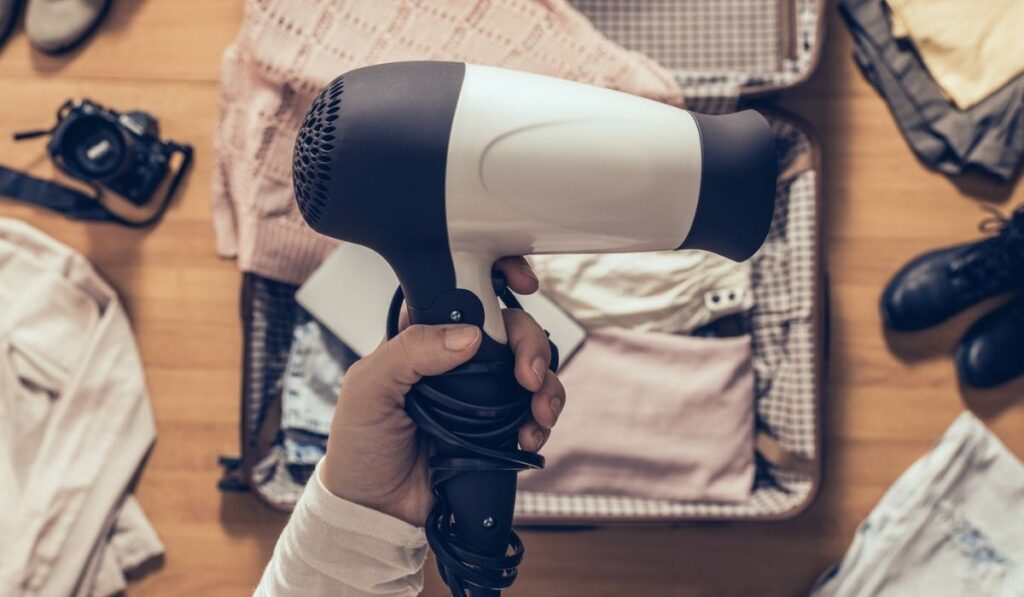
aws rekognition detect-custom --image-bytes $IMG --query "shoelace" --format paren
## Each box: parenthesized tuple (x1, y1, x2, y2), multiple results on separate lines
(950, 205, 1024, 302)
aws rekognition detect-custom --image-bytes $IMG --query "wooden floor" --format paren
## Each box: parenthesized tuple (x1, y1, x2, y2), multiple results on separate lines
(1, 2, 1022, 595)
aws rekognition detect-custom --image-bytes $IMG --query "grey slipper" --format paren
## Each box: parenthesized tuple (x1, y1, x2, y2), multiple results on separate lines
(0, 0, 21, 49)
(25, 0, 111, 54)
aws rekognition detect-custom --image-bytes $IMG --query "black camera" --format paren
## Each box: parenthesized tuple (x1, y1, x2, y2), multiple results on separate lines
(47, 99, 184, 206)
(7, 99, 192, 226)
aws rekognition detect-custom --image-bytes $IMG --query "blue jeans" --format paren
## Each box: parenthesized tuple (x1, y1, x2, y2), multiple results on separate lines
(281, 319, 357, 466)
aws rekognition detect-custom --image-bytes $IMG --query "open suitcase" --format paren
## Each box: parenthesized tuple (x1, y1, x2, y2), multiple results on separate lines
(219, 0, 829, 525)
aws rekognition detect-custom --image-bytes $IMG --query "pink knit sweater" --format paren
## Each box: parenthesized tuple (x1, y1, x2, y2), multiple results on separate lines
(212, 0, 683, 284)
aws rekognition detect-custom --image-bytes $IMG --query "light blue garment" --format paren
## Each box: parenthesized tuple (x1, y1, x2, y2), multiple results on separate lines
(812, 412, 1024, 596)
(280, 318, 358, 467)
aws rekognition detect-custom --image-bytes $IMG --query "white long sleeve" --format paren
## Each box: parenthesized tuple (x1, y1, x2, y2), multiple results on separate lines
(255, 463, 427, 596)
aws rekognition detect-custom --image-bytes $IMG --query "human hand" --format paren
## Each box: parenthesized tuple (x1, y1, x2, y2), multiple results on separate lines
(319, 257, 567, 526)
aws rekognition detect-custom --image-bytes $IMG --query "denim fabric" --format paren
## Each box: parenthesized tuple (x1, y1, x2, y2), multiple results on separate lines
(281, 319, 357, 467)
(812, 412, 1024, 596)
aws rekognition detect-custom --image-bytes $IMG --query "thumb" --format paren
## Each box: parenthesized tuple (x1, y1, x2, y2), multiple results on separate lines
(370, 324, 482, 389)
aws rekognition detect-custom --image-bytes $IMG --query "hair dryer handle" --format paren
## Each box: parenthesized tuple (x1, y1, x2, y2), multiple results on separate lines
(388, 277, 544, 595)
(452, 253, 509, 344)
(403, 253, 510, 345)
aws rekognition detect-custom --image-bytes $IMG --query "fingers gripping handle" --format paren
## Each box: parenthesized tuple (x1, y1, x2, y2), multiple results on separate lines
(386, 278, 555, 596)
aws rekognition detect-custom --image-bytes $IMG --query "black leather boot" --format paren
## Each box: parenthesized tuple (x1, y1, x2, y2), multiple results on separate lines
(956, 293, 1024, 388)
(881, 206, 1024, 331)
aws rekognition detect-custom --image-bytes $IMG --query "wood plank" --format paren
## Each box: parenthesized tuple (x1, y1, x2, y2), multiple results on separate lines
(0, 0, 242, 82)
(0, 2, 1021, 596)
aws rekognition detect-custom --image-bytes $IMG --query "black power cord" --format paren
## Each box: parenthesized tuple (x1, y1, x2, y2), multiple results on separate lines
(385, 275, 558, 597)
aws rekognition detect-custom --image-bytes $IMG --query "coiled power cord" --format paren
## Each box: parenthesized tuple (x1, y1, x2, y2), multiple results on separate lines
(385, 275, 558, 597)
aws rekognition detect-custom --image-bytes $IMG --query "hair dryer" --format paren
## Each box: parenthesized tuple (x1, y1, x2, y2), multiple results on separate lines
(293, 61, 777, 596)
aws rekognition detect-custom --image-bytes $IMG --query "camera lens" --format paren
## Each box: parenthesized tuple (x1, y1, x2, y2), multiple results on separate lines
(60, 115, 132, 180)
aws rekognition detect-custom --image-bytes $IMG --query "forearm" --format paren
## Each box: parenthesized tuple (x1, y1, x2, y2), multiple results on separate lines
(255, 462, 428, 597)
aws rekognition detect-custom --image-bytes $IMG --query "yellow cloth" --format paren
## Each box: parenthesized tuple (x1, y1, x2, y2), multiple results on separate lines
(886, 0, 1024, 109)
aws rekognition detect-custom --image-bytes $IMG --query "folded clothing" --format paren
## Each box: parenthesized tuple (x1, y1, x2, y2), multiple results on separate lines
(0, 218, 160, 596)
(82, 496, 165, 597)
(886, 0, 1024, 110)
(840, 0, 1024, 181)
(811, 412, 1024, 596)
(213, 0, 683, 284)
(281, 318, 356, 468)
(519, 328, 755, 503)
(530, 250, 752, 334)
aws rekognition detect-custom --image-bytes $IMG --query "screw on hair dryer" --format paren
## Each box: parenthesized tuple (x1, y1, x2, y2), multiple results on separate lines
(292, 61, 777, 596)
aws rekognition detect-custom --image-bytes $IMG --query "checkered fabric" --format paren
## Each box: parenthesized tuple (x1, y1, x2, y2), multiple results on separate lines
(239, 275, 309, 509)
(241, 276, 300, 446)
(516, 118, 820, 520)
(571, 0, 822, 113)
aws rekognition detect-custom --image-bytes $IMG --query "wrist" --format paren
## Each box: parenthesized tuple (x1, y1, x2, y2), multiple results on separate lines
(319, 452, 426, 527)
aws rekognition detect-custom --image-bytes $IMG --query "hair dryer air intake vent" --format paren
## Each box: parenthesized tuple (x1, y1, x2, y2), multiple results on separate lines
(293, 76, 344, 228)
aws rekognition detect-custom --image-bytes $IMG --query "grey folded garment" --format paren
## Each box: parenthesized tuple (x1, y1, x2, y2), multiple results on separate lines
(840, 0, 1024, 182)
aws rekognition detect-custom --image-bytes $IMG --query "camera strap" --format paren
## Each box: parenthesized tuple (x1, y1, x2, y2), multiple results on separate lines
(0, 164, 115, 222)
(92, 142, 194, 227)
(0, 142, 193, 227)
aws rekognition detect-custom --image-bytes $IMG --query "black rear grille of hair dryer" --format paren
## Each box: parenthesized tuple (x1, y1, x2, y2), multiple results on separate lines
(292, 76, 344, 228)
